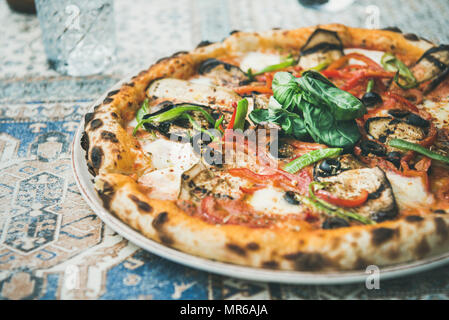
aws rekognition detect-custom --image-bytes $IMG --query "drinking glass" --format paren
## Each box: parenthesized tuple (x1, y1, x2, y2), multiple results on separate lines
(35, 0, 116, 76)
(298, 0, 355, 12)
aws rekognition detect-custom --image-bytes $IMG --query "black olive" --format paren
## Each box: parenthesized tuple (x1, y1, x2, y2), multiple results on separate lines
(388, 109, 410, 118)
(433, 209, 446, 214)
(370, 209, 398, 222)
(361, 92, 382, 107)
(319, 158, 341, 175)
(405, 113, 429, 128)
(386, 151, 402, 168)
(360, 140, 386, 157)
(284, 191, 300, 205)
(322, 217, 350, 229)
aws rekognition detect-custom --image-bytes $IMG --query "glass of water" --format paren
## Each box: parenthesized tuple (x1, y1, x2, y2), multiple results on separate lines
(298, 0, 355, 12)
(35, 0, 116, 76)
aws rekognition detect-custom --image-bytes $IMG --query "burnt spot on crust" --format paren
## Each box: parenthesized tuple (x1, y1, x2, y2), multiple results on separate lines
(87, 162, 96, 176)
(226, 243, 246, 257)
(84, 112, 95, 127)
(159, 234, 174, 245)
(415, 238, 430, 258)
(196, 40, 214, 48)
(435, 217, 448, 240)
(103, 97, 114, 104)
(404, 33, 419, 41)
(129, 194, 152, 213)
(80, 131, 89, 151)
(111, 112, 118, 119)
(382, 26, 402, 33)
(89, 118, 103, 130)
(101, 131, 119, 143)
(97, 181, 115, 210)
(262, 261, 279, 269)
(229, 30, 240, 35)
(107, 89, 120, 97)
(124, 82, 135, 87)
(371, 227, 397, 246)
(152, 212, 169, 230)
(90, 147, 103, 169)
(405, 215, 424, 223)
(283, 252, 328, 271)
(354, 257, 370, 269)
(246, 242, 260, 251)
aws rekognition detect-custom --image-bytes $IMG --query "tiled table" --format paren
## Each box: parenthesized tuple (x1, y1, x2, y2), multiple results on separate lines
(1, 0, 449, 299)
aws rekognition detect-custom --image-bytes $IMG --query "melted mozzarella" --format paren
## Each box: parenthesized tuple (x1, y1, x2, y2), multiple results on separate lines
(141, 139, 199, 170)
(139, 140, 199, 200)
(189, 76, 214, 86)
(248, 186, 303, 216)
(386, 171, 435, 209)
(239, 52, 281, 73)
(420, 99, 449, 129)
(344, 48, 385, 66)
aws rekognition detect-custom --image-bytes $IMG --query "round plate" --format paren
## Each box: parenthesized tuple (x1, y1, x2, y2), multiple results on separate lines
(71, 76, 449, 285)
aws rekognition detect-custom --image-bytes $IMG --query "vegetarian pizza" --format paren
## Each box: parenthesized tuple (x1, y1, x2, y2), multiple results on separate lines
(81, 25, 449, 271)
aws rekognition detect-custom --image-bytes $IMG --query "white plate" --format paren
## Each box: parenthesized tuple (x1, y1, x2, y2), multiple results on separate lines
(71, 77, 449, 285)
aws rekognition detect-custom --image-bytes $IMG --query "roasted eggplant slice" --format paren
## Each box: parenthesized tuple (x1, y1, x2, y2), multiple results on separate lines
(411, 45, 449, 92)
(179, 162, 245, 201)
(146, 78, 240, 110)
(198, 58, 248, 87)
(364, 116, 427, 151)
(298, 28, 344, 69)
(314, 155, 398, 222)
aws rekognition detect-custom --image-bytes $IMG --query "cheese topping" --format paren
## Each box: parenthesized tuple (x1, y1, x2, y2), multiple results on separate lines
(248, 186, 303, 216)
(386, 171, 435, 209)
(139, 139, 199, 200)
(420, 98, 449, 129)
(344, 48, 385, 66)
(239, 52, 281, 73)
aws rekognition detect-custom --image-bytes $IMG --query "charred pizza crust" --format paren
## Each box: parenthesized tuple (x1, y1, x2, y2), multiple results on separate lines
(81, 24, 449, 271)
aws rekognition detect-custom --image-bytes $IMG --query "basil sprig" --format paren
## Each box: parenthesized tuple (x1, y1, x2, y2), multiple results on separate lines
(249, 70, 364, 149)
(388, 139, 449, 165)
(249, 96, 308, 140)
(297, 71, 366, 120)
(381, 53, 417, 89)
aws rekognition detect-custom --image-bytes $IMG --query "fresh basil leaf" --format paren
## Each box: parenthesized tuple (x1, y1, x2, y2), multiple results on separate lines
(301, 100, 361, 150)
(298, 70, 366, 121)
(271, 72, 303, 111)
(249, 97, 308, 140)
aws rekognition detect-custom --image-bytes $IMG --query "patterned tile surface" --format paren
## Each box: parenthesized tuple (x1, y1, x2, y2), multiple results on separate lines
(1, 0, 449, 300)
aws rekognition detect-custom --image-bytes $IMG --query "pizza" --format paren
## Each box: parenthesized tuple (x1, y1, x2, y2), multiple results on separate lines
(80, 24, 449, 271)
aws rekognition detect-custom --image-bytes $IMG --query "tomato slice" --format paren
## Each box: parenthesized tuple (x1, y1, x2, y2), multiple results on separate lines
(316, 189, 369, 208)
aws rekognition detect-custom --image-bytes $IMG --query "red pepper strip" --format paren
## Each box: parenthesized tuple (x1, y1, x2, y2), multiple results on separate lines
(327, 53, 384, 71)
(341, 70, 395, 91)
(386, 92, 420, 113)
(228, 168, 278, 184)
(234, 85, 273, 95)
(316, 189, 369, 208)
(320, 69, 353, 79)
(226, 101, 238, 130)
(240, 185, 265, 194)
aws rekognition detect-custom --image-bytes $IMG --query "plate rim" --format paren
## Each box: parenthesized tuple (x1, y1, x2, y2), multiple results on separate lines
(71, 76, 449, 285)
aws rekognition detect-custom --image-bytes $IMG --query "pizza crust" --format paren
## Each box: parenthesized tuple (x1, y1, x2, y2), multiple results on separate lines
(81, 24, 449, 271)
